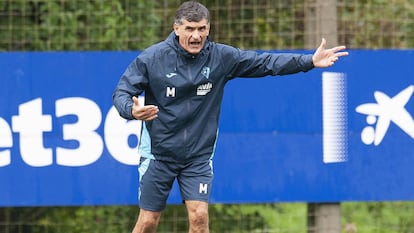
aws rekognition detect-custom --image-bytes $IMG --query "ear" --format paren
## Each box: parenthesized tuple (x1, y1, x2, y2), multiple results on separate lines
(173, 23, 179, 36)
(206, 24, 211, 36)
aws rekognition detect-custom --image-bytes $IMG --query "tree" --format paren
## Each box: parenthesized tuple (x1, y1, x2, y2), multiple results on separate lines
(0, 0, 161, 51)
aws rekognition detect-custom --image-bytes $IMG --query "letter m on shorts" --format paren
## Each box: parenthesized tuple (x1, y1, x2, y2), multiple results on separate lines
(199, 183, 208, 194)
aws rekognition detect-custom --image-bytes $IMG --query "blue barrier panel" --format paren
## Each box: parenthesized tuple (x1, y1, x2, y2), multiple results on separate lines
(0, 50, 413, 206)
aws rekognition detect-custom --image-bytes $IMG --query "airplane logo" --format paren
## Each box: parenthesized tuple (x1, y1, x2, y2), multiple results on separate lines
(355, 85, 414, 145)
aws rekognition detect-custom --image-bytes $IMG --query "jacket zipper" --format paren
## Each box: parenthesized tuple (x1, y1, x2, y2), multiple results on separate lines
(183, 65, 193, 143)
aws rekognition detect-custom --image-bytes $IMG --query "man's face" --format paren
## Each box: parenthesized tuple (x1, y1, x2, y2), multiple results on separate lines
(174, 18, 210, 55)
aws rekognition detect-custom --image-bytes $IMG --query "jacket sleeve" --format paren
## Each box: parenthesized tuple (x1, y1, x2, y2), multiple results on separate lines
(112, 56, 148, 120)
(228, 48, 314, 78)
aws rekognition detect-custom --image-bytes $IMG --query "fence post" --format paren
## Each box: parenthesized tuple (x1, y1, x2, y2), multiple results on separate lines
(304, 0, 338, 48)
(307, 203, 341, 233)
(304, 0, 341, 232)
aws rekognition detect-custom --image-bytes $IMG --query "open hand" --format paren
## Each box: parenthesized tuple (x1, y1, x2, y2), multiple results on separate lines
(312, 38, 348, 68)
(131, 96, 159, 121)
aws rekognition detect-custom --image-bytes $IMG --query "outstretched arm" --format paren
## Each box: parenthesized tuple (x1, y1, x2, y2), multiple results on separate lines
(312, 38, 348, 68)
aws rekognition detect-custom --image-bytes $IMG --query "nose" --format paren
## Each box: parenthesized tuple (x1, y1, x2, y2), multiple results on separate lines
(191, 31, 201, 40)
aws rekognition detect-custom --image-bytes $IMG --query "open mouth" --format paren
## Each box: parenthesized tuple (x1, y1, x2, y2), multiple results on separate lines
(189, 41, 201, 47)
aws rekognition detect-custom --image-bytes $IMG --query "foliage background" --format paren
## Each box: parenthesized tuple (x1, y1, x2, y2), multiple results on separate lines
(1, 0, 414, 232)
(1, 0, 414, 51)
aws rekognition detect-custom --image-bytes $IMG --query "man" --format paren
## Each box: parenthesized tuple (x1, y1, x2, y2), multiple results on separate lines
(112, 1, 348, 233)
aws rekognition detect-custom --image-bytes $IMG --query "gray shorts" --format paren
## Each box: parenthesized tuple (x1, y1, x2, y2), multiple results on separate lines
(138, 157, 213, 212)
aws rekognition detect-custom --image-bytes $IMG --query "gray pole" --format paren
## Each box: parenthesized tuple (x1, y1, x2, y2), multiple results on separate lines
(304, 0, 341, 232)
(304, 0, 339, 49)
(307, 203, 341, 233)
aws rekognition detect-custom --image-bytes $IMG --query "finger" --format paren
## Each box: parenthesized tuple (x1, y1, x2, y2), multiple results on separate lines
(318, 38, 326, 51)
(144, 114, 158, 121)
(136, 111, 152, 120)
(141, 112, 158, 121)
(330, 45, 347, 53)
(132, 96, 140, 106)
(139, 106, 159, 118)
(145, 105, 159, 113)
(335, 51, 349, 57)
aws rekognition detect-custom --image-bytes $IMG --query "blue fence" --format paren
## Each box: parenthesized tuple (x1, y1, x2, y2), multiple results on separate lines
(0, 50, 413, 206)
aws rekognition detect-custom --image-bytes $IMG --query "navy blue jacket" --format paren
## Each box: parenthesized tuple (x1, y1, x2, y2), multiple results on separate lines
(113, 32, 314, 162)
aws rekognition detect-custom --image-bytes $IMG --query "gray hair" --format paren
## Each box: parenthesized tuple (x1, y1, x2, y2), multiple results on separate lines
(175, 1, 210, 25)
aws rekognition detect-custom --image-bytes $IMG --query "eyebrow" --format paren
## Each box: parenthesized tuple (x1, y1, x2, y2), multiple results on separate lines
(185, 25, 207, 30)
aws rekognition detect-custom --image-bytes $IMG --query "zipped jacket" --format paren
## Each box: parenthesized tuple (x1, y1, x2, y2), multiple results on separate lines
(112, 32, 314, 163)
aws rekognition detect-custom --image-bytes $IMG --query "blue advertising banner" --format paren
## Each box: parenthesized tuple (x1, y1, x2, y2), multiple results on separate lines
(0, 50, 413, 206)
